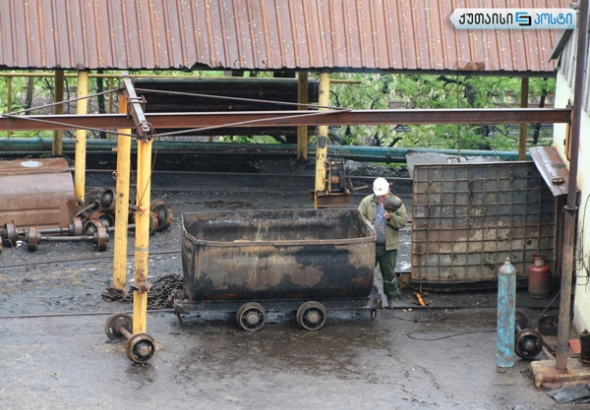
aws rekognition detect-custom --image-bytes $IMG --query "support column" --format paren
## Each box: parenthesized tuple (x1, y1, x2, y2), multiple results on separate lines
(6, 77, 11, 138)
(113, 95, 131, 295)
(297, 71, 309, 160)
(74, 71, 89, 201)
(518, 78, 529, 161)
(53, 70, 64, 156)
(133, 138, 152, 334)
(556, 0, 588, 371)
(107, 78, 114, 140)
(314, 73, 330, 209)
(117, 71, 154, 336)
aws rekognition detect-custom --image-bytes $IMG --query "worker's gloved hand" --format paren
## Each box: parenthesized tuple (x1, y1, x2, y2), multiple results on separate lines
(384, 196, 402, 213)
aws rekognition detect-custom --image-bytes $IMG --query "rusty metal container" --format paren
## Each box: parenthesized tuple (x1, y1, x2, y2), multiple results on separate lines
(181, 209, 376, 302)
(0, 158, 76, 229)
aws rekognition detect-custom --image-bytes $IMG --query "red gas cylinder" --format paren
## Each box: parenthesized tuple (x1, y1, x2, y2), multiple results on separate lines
(528, 254, 550, 299)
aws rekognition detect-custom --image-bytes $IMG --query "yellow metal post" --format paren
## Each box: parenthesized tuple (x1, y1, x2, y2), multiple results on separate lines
(6, 76, 11, 138)
(518, 78, 529, 161)
(113, 95, 131, 294)
(74, 71, 89, 201)
(53, 70, 64, 156)
(107, 78, 114, 140)
(133, 138, 153, 334)
(314, 73, 330, 209)
(297, 71, 309, 160)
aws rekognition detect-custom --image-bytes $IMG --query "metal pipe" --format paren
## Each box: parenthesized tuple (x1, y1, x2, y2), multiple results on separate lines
(314, 73, 330, 208)
(518, 78, 529, 161)
(556, 0, 588, 371)
(0, 137, 532, 161)
(74, 71, 89, 201)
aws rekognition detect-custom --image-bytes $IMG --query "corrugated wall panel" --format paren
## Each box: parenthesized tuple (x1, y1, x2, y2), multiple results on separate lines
(0, 0, 574, 72)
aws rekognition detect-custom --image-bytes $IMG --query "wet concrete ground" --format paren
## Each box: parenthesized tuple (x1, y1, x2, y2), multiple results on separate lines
(0, 160, 571, 409)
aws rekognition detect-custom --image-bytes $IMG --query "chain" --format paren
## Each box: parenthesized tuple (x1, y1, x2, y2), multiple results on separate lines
(119, 274, 185, 310)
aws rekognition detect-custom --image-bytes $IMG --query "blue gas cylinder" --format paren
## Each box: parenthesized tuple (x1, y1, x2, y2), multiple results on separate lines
(497, 257, 516, 368)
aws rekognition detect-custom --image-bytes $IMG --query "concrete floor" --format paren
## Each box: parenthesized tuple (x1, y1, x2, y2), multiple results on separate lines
(0, 165, 574, 410)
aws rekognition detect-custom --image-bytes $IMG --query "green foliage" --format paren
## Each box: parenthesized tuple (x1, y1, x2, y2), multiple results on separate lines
(0, 70, 555, 151)
(329, 73, 555, 151)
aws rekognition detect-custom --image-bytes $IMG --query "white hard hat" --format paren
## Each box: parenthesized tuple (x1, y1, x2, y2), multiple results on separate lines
(373, 178, 390, 196)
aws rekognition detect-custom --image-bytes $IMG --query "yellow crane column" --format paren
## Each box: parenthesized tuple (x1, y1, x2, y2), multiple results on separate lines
(118, 72, 154, 336)
(53, 70, 64, 156)
(74, 71, 89, 201)
(113, 95, 131, 294)
(133, 137, 152, 334)
(6, 76, 12, 138)
(314, 73, 330, 209)
(297, 71, 309, 160)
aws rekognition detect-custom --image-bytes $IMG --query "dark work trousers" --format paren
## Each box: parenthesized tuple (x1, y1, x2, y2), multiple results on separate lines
(375, 245, 400, 299)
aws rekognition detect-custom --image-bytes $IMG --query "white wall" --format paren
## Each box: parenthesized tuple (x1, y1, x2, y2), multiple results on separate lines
(554, 71, 590, 333)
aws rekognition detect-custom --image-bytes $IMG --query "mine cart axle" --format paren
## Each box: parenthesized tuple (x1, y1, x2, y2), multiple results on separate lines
(105, 313, 156, 364)
(25, 225, 108, 252)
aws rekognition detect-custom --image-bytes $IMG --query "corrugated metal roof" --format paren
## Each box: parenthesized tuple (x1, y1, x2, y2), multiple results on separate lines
(0, 0, 575, 73)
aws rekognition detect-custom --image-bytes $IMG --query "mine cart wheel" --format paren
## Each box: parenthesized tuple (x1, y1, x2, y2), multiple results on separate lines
(296, 301, 327, 331)
(94, 226, 109, 251)
(85, 188, 104, 207)
(126, 333, 156, 364)
(100, 189, 116, 213)
(69, 217, 84, 236)
(150, 199, 173, 231)
(161, 208, 174, 231)
(515, 329, 544, 360)
(105, 313, 133, 341)
(3, 221, 18, 245)
(149, 212, 159, 236)
(236, 302, 266, 332)
(26, 226, 39, 252)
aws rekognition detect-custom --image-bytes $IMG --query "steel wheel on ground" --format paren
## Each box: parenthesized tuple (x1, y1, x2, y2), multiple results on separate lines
(296, 301, 327, 331)
(104, 313, 133, 341)
(236, 302, 266, 331)
(126, 333, 156, 364)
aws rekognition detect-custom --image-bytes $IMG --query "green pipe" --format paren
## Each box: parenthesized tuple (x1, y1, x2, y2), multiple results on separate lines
(0, 137, 530, 161)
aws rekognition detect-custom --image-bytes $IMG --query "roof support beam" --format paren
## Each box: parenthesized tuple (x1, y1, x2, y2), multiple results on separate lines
(0, 108, 572, 132)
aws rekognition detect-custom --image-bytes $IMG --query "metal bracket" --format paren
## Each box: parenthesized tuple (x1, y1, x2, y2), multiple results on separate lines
(120, 73, 153, 142)
(130, 282, 153, 293)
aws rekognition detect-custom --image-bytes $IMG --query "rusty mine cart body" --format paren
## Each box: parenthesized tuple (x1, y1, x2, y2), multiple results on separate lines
(173, 209, 381, 331)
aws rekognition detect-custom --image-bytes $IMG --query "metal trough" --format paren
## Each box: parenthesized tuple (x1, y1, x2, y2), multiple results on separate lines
(176, 209, 380, 330)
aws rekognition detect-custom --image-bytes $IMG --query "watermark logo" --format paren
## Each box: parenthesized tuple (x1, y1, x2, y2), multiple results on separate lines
(451, 8, 577, 30)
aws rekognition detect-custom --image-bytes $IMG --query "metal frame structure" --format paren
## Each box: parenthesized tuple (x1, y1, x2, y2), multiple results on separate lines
(0, 73, 574, 363)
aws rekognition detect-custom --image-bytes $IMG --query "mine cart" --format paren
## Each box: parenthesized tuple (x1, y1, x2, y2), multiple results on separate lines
(173, 209, 381, 331)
